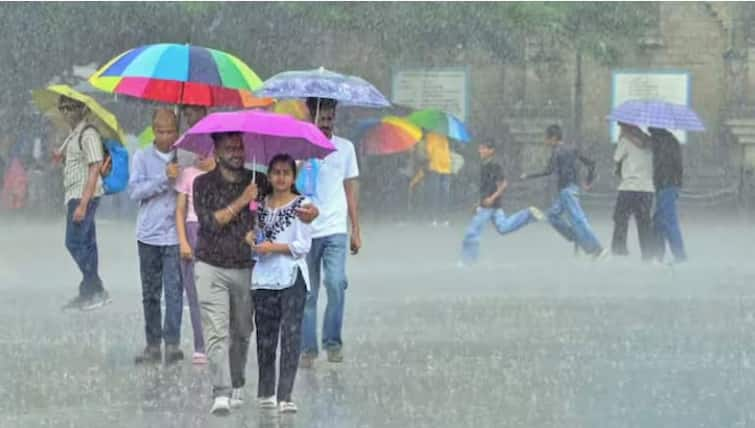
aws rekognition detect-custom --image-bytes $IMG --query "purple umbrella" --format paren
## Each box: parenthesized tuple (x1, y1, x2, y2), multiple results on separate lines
(255, 67, 390, 108)
(607, 99, 705, 131)
(173, 110, 336, 164)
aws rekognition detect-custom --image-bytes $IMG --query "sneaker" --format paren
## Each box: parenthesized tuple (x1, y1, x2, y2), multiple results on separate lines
(441, 221, 450, 227)
(258, 396, 277, 409)
(279, 401, 298, 414)
(230, 388, 244, 408)
(192, 352, 208, 365)
(300, 353, 317, 369)
(80, 291, 112, 311)
(529, 206, 545, 222)
(210, 396, 231, 416)
(134, 345, 162, 365)
(165, 344, 184, 365)
(326, 348, 343, 363)
(62, 295, 88, 311)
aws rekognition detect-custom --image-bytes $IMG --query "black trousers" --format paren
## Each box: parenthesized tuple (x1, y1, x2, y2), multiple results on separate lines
(253, 270, 307, 401)
(611, 191, 654, 260)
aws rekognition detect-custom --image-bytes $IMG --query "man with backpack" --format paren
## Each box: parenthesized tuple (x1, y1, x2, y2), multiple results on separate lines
(57, 95, 112, 311)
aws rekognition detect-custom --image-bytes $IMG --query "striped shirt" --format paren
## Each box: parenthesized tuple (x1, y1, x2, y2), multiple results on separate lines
(62, 121, 104, 204)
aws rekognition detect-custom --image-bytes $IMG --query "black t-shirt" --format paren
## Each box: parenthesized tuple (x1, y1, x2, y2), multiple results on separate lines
(652, 134, 683, 189)
(193, 168, 269, 269)
(480, 159, 504, 207)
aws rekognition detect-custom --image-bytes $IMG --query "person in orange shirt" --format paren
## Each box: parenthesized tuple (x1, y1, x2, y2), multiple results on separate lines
(423, 132, 452, 226)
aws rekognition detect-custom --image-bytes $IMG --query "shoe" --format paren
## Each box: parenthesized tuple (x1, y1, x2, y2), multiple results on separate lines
(300, 352, 316, 369)
(592, 248, 610, 261)
(431, 221, 439, 228)
(134, 345, 162, 365)
(165, 344, 184, 365)
(192, 352, 208, 365)
(456, 260, 468, 269)
(210, 396, 231, 416)
(327, 348, 343, 363)
(230, 388, 244, 408)
(80, 291, 112, 311)
(279, 401, 298, 414)
(529, 206, 545, 221)
(62, 294, 88, 311)
(258, 396, 277, 409)
(441, 221, 450, 227)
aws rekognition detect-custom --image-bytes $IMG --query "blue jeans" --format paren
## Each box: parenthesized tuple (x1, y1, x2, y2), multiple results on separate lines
(302, 234, 348, 355)
(426, 172, 450, 221)
(65, 198, 103, 297)
(461, 207, 535, 263)
(138, 242, 183, 346)
(547, 185, 603, 255)
(653, 186, 687, 262)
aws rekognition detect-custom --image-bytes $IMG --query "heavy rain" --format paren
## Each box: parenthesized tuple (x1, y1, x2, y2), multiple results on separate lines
(2, 2, 755, 428)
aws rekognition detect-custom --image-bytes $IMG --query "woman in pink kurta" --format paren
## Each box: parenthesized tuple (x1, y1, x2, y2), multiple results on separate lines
(175, 155, 215, 364)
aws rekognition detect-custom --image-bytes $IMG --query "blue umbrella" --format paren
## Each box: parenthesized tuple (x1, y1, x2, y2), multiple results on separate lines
(607, 99, 705, 131)
(256, 67, 391, 108)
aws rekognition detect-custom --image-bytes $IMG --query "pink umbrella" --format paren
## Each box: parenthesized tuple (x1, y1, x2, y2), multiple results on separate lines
(173, 110, 335, 163)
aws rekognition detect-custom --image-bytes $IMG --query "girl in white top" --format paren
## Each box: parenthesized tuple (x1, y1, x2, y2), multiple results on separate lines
(246, 153, 312, 414)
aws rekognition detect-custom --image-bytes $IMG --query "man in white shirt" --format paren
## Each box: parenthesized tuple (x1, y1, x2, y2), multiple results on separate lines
(300, 97, 361, 368)
(611, 122, 655, 260)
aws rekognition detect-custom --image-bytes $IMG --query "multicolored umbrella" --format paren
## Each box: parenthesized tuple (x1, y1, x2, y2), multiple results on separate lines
(89, 43, 273, 108)
(256, 67, 390, 108)
(407, 109, 471, 143)
(271, 99, 309, 121)
(361, 116, 422, 156)
(32, 84, 126, 142)
(173, 110, 335, 164)
(607, 99, 705, 131)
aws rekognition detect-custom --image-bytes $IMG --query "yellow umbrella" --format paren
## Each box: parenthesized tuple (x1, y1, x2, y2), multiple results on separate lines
(32, 84, 127, 143)
(271, 99, 310, 121)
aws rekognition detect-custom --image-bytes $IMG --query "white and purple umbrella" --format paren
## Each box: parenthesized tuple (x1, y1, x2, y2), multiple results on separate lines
(255, 67, 390, 108)
(607, 99, 705, 132)
(173, 110, 336, 164)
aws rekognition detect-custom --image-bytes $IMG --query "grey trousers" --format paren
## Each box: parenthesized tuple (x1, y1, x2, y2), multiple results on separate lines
(195, 261, 254, 398)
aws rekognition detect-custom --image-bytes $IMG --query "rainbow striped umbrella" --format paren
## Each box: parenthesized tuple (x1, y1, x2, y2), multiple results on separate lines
(361, 116, 422, 156)
(89, 43, 273, 108)
(407, 109, 471, 143)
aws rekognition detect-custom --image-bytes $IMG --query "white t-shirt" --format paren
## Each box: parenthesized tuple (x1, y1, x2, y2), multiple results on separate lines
(614, 136, 654, 193)
(310, 135, 359, 238)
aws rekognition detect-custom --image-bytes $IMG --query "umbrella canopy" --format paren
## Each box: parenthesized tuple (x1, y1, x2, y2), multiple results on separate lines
(361, 116, 422, 156)
(256, 67, 390, 108)
(173, 110, 335, 164)
(607, 99, 705, 131)
(89, 43, 273, 108)
(32, 84, 126, 142)
(407, 109, 471, 143)
(271, 99, 310, 120)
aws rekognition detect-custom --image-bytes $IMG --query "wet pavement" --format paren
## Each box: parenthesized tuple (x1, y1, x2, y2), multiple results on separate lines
(2, 213, 755, 428)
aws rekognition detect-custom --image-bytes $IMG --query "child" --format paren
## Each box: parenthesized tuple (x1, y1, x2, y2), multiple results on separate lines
(521, 124, 608, 260)
(460, 139, 543, 265)
(175, 154, 216, 365)
(246, 153, 312, 414)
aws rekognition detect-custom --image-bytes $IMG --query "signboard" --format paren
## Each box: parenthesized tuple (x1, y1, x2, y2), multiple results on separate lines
(611, 70, 690, 143)
(392, 68, 469, 121)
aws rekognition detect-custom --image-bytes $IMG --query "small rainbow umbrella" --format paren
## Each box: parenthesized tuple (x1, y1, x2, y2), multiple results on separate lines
(407, 109, 471, 143)
(361, 116, 423, 156)
(89, 43, 273, 108)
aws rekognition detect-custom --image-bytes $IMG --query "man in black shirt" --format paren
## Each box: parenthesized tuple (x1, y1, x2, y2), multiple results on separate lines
(460, 139, 544, 265)
(193, 132, 318, 415)
(521, 124, 607, 259)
